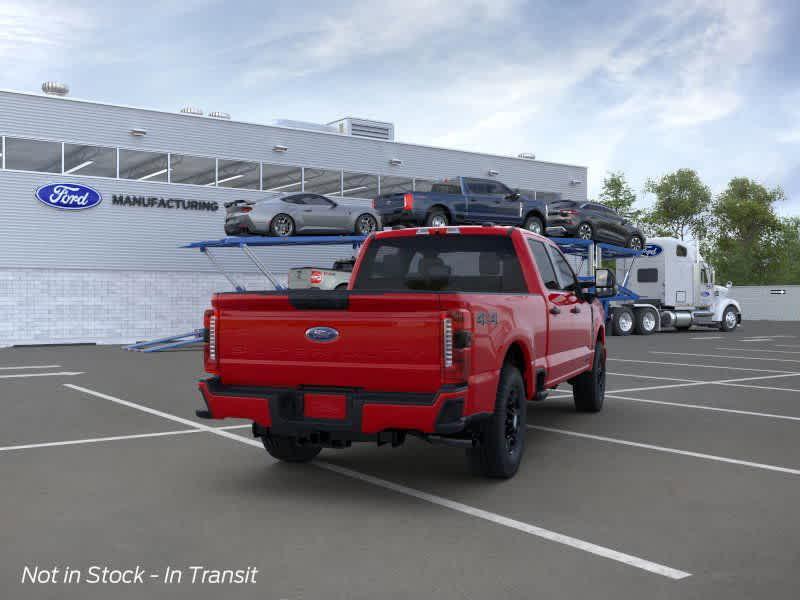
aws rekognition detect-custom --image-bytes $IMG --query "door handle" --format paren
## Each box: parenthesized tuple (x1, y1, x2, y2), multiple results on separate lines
(571, 306, 581, 314)
(303, 209, 312, 212)
(549, 306, 561, 315)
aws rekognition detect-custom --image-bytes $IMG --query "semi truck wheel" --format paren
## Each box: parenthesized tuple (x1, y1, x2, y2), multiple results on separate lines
(466, 364, 527, 479)
(611, 307, 634, 336)
(720, 306, 739, 332)
(262, 436, 321, 463)
(573, 342, 606, 412)
(634, 308, 657, 335)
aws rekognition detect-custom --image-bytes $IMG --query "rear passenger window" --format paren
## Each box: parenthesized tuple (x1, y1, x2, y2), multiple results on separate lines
(637, 268, 659, 283)
(676, 245, 687, 257)
(527, 240, 560, 291)
(547, 246, 578, 291)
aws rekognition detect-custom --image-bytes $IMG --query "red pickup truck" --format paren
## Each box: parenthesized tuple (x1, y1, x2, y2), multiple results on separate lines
(197, 226, 614, 478)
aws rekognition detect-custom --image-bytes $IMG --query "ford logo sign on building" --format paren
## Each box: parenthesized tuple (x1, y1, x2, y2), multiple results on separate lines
(305, 326, 340, 343)
(35, 183, 103, 210)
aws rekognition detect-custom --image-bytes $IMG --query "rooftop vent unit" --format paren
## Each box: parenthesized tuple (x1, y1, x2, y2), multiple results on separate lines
(180, 106, 204, 116)
(209, 111, 231, 120)
(270, 119, 338, 134)
(42, 81, 69, 96)
(328, 117, 395, 141)
(517, 152, 536, 160)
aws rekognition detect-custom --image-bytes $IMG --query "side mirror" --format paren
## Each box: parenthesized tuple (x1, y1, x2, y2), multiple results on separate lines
(726, 281, 732, 288)
(506, 191, 521, 201)
(594, 268, 617, 298)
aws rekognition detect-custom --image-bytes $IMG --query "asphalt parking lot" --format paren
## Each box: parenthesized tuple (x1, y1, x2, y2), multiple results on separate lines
(2, 321, 800, 599)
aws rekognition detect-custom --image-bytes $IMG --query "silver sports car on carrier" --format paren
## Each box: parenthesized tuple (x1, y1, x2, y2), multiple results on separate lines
(224, 192, 381, 237)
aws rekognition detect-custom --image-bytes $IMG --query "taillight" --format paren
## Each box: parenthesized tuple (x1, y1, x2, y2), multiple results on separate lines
(560, 209, 578, 217)
(204, 309, 218, 373)
(372, 198, 377, 209)
(403, 193, 414, 211)
(443, 309, 472, 384)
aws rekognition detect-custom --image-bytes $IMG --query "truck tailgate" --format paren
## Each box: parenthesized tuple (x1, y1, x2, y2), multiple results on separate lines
(213, 292, 444, 392)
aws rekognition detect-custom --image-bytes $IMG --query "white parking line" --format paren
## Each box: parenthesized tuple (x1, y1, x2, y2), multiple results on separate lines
(652, 351, 800, 364)
(610, 358, 797, 374)
(318, 461, 690, 580)
(0, 364, 61, 370)
(688, 336, 722, 340)
(0, 371, 84, 379)
(64, 384, 690, 581)
(529, 426, 800, 476)
(774, 344, 800, 349)
(0, 425, 251, 453)
(608, 372, 800, 395)
(606, 394, 800, 422)
(609, 372, 697, 383)
(717, 347, 800, 355)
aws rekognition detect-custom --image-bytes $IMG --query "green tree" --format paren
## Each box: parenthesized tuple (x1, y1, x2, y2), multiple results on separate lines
(643, 169, 712, 240)
(598, 171, 641, 220)
(706, 178, 787, 284)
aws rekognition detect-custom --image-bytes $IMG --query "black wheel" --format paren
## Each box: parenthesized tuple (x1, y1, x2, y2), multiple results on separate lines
(334, 283, 348, 290)
(576, 222, 594, 240)
(466, 364, 527, 479)
(355, 213, 378, 235)
(611, 307, 634, 336)
(269, 214, 295, 237)
(262, 436, 321, 463)
(523, 215, 544, 235)
(425, 208, 449, 228)
(720, 306, 738, 332)
(634, 308, 657, 335)
(573, 342, 606, 412)
(627, 235, 644, 250)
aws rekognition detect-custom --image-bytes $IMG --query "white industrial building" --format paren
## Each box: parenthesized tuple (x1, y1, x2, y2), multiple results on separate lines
(0, 84, 588, 346)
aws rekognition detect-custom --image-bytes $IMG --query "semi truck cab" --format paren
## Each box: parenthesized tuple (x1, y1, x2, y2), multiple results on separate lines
(611, 237, 742, 334)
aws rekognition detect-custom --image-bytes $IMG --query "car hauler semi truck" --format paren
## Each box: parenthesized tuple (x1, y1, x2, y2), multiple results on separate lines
(610, 237, 742, 335)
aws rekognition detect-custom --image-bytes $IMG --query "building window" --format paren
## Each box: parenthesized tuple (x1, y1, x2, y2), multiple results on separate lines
(4, 137, 61, 173)
(262, 163, 302, 192)
(342, 171, 379, 199)
(119, 149, 169, 182)
(217, 159, 260, 189)
(170, 154, 216, 186)
(63, 143, 117, 177)
(304, 167, 342, 196)
(379, 176, 413, 195)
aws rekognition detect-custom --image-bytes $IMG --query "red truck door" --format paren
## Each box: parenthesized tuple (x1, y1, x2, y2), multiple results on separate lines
(527, 239, 593, 381)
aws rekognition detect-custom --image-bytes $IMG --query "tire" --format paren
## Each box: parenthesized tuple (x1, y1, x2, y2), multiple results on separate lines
(269, 214, 295, 237)
(334, 283, 348, 290)
(627, 235, 644, 250)
(262, 436, 321, 463)
(354, 213, 378, 235)
(576, 222, 594, 240)
(611, 307, 634, 336)
(634, 308, 657, 335)
(573, 342, 606, 413)
(425, 208, 449, 228)
(720, 306, 739, 332)
(523, 215, 544, 235)
(466, 364, 527, 479)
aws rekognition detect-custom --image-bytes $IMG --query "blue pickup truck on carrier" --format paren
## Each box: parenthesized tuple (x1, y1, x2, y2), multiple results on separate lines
(373, 177, 548, 234)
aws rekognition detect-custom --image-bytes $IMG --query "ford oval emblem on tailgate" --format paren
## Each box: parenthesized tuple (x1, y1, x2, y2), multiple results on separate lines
(305, 326, 339, 343)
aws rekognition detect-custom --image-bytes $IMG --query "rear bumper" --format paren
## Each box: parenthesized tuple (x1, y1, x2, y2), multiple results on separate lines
(377, 209, 422, 227)
(546, 223, 578, 236)
(198, 377, 481, 438)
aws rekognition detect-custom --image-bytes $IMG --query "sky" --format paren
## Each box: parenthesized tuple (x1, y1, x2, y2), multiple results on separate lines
(2, 0, 799, 215)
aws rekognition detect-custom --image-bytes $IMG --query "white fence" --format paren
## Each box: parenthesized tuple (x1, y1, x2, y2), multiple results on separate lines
(733, 285, 800, 321)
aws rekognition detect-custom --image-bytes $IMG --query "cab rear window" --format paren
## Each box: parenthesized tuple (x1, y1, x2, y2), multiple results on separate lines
(353, 235, 526, 293)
